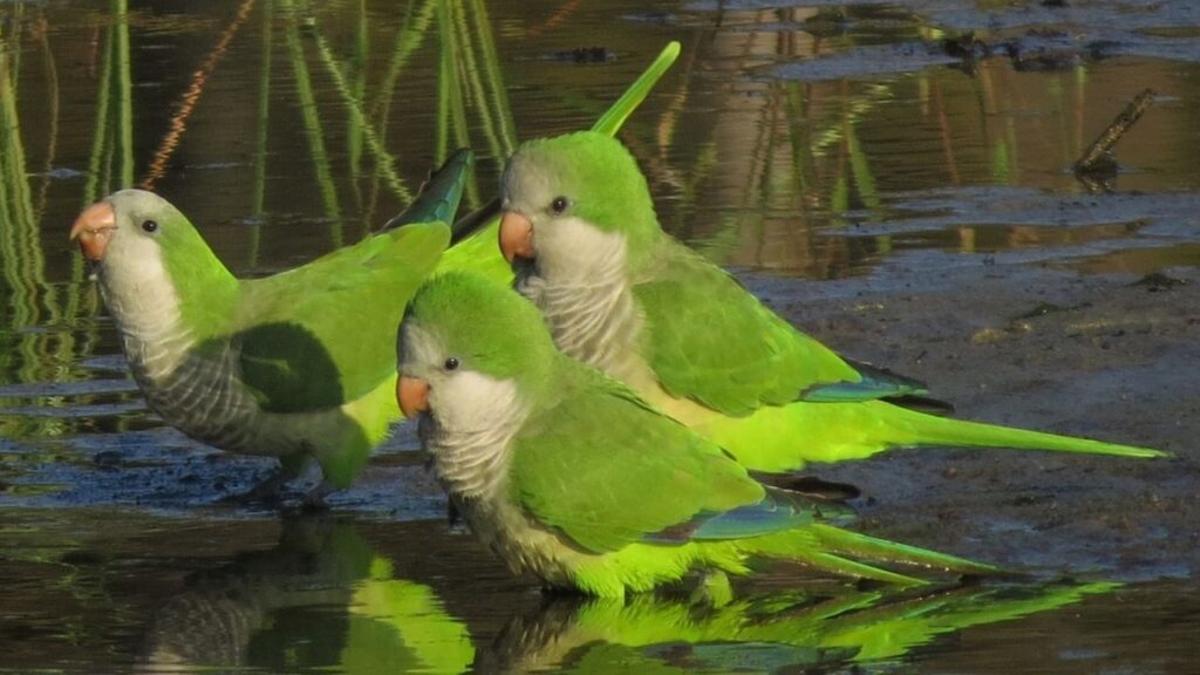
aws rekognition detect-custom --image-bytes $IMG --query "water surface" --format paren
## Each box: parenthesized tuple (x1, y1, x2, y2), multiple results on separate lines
(1, 0, 1198, 671)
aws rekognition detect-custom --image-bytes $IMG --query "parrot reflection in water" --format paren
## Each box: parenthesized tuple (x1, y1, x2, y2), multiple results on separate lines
(482, 579, 1118, 673)
(141, 518, 474, 673)
(139, 518, 1117, 673)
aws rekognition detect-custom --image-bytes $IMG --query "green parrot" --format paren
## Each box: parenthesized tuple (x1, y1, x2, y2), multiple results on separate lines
(396, 271, 997, 599)
(495, 131, 1166, 474)
(67, 42, 683, 500)
(69, 152, 477, 499)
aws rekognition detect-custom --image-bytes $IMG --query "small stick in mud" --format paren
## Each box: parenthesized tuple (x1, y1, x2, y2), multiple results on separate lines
(1073, 88, 1156, 176)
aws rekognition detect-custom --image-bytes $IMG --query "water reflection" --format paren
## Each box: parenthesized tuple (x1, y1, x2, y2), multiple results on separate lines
(2, 509, 1192, 672)
(139, 517, 1118, 673)
(141, 517, 474, 673)
(662, 2, 1200, 273)
(485, 581, 1122, 672)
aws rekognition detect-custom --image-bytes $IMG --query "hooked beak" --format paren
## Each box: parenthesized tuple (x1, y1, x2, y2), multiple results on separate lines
(397, 375, 430, 418)
(499, 210, 534, 263)
(70, 201, 117, 262)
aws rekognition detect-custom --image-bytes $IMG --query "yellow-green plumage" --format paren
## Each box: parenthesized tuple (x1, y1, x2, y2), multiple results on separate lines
(91, 188, 458, 490)
(500, 131, 1166, 477)
(82, 43, 684, 494)
(399, 272, 995, 599)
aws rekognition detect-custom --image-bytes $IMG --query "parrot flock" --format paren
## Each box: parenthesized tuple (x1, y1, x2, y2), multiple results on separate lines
(70, 43, 1166, 600)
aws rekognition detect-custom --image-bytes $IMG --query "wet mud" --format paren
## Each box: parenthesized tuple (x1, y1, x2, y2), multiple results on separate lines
(750, 254, 1200, 580)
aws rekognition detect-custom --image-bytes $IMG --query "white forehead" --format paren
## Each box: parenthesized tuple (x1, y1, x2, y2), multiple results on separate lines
(398, 321, 444, 374)
(110, 188, 172, 214)
(97, 208, 171, 307)
(399, 320, 524, 432)
(502, 154, 555, 210)
(101, 189, 173, 273)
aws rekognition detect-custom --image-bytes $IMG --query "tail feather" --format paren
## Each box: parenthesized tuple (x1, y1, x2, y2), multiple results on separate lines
(383, 149, 472, 231)
(883, 403, 1167, 459)
(742, 524, 997, 586)
(786, 550, 927, 587)
(808, 524, 999, 576)
(708, 399, 1165, 474)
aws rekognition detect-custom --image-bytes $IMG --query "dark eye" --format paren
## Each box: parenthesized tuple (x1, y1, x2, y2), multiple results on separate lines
(550, 196, 569, 214)
(443, 357, 459, 371)
(141, 220, 159, 233)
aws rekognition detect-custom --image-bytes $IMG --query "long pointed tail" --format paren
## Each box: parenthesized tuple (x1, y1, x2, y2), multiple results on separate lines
(745, 524, 998, 587)
(807, 524, 998, 575)
(878, 401, 1166, 459)
(707, 399, 1166, 473)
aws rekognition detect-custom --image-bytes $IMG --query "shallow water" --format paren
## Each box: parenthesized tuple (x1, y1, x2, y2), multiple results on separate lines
(3, 510, 1196, 672)
(1, 0, 1198, 671)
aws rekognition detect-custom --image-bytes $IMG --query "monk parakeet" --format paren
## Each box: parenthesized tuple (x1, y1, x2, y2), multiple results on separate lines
(395, 271, 996, 598)
(67, 42, 684, 500)
(495, 131, 1166, 473)
(68, 151, 484, 499)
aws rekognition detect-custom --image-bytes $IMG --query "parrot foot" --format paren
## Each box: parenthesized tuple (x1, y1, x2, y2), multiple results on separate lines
(300, 481, 335, 511)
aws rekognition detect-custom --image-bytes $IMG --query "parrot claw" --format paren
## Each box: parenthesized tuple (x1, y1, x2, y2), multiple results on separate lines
(300, 481, 335, 512)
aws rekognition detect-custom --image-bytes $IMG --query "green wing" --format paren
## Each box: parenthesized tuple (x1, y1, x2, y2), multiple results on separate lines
(234, 222, 450, 413)
(510, 366, 764, 554)
(632, 239, 869, 417)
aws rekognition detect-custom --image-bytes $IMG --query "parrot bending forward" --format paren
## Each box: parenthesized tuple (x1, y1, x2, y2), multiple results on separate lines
(70, 152, 482, 499)
(495, 131, 1166, 474)
(396, 272, 996, 598)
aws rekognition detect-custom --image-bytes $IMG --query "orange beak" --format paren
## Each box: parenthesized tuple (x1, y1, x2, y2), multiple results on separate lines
(70, 201, 117, 262)
(499, 211, 535, 263)
(397, 375, 430, 418)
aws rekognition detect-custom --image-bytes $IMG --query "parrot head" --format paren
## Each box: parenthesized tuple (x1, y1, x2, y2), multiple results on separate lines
(396, 272, 558, 424)
(499, 131, 659, 277)
(69, 189, 230, 315)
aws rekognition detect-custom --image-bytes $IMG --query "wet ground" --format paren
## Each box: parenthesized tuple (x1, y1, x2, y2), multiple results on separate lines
(1, 0, 1199, 671)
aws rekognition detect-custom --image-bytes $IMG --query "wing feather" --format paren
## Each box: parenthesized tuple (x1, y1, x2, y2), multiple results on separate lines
(509, 367, 764, 553)
(633, 240, 923, 416)
(234, 223, 450, 413)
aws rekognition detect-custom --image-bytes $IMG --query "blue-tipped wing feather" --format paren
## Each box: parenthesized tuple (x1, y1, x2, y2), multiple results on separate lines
(646, 487, 855, 544)
(801, 359, 930, 403)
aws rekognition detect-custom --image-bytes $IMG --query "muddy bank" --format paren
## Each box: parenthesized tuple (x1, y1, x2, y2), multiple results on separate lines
(747, 251, 1200, 579)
